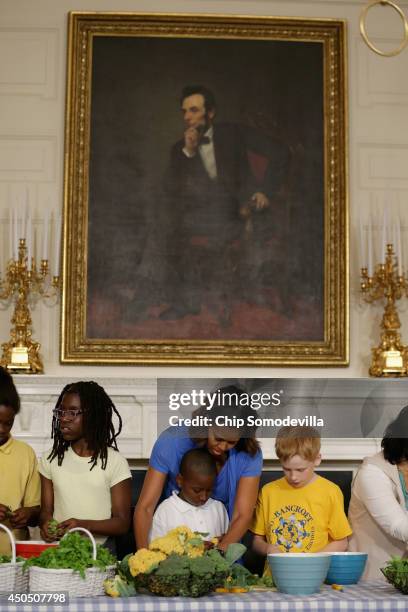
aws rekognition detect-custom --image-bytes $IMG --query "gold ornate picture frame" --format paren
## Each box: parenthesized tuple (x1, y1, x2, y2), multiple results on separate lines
(61, 12, 348, 366)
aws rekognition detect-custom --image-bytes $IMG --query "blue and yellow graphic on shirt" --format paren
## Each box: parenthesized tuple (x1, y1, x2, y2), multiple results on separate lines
(268, 505, 315, 552)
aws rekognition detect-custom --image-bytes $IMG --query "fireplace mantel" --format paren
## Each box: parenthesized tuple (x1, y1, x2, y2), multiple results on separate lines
(11, 376, 383, 465)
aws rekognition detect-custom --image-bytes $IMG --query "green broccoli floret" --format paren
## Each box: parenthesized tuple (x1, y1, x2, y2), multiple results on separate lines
(206, 548, 230, 569)
(180, 556, 220, 597)
(189, 555, 216, 575)
(154, 554, 190, 576)
(147, 554, 190, 597)
(146, 551, 230, 597)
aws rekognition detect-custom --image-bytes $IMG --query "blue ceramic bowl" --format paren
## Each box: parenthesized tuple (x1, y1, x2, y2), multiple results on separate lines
(325, 552, 368, 585)
(267, 553, 331, 595)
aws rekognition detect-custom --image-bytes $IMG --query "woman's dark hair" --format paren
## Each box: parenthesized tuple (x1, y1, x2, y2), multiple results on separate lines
(0, 366, 20, 414)
(382, 405, 408, 464)
(189, 385, 260, 456)
(48, 381, 122, 470)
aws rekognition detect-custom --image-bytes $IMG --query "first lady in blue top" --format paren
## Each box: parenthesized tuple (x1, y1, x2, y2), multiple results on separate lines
(134, 386, 263, 550)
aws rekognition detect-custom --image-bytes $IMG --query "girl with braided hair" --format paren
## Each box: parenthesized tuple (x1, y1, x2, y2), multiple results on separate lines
(39, 381, 131, 551)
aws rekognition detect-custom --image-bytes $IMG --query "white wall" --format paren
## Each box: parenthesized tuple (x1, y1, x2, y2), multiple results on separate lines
(0, 0, 408, 380)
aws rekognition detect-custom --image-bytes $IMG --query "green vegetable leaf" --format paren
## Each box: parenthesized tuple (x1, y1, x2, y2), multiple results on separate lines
(224, 543, 246, 565)
(187, 537, 204, 547)
(118, 553, 133, 582)
(116, 575, 136, 597)
(382, 556, 408, 594)
(47, 519, 62, 538)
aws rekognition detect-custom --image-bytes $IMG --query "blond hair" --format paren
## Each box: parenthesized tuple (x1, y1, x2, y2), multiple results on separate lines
(275, 425, 321, 462)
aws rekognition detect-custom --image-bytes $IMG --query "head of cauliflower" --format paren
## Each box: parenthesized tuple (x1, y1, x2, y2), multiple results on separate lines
(149, 526, 205, 557)
(128, 548, 167, 577)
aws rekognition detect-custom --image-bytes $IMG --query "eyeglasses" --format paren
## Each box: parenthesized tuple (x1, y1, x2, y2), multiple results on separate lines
(53, 409, 83, 419)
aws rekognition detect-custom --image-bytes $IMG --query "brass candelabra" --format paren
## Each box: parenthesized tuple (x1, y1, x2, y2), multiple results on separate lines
(0, 238, 60, 374)
(361, 243, 408, 376)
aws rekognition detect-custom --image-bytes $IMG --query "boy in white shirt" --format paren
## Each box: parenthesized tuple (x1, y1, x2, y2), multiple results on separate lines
(149, 448, 229, 541)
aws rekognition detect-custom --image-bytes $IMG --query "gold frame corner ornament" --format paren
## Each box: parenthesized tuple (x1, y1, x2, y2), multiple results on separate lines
(61, 12, 348, 366)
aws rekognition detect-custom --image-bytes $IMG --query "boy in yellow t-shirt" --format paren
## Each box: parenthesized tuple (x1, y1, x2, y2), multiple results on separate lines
(0, 367, 40, 554)
(250, 425, 351, 571)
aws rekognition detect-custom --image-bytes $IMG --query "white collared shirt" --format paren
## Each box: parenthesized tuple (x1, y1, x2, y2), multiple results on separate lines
(182, 126, 218, 180)
(149, 490, 229, 542)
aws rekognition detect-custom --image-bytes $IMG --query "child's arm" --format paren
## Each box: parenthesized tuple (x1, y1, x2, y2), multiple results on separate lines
(39, 475, 58, 542)
(58, 478, 132, 537)
(252, 533, 281, 556)
(321, 537, 348, 552)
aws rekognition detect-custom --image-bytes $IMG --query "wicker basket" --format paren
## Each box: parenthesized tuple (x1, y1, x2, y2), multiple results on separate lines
(28, 527, 115, 597)
(0, 523, 29, 592)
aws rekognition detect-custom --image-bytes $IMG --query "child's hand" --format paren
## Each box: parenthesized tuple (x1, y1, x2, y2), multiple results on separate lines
(57, 518, 80, 534)
(215, 535, 229, 553)
(41, 519, 61, 542)
(266, 543, 281, 554)
(0, 504, 12, 522)
(9, 507, 31, 529)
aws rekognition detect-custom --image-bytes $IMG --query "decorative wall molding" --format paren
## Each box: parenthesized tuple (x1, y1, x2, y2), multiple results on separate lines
(358, 143, 408, 190)
(0, 134, 57, 182)
(356, 39, 408, 108)
(0, 28, 58, 99)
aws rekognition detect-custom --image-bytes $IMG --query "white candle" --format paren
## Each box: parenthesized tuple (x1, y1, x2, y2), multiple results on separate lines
(368, 214, 373, 277)
(53, 214, 62, 276)
(9, 208, 13, 260)
(42, 209, 50, 260)
(381, 207, 388, 263)
(397, 215, 402, 276)
(359, 216, 366, 268)
(21, 194, 27, 240)
(13, 206, 18, 261)
(33, 226, 37, 266)
(27, 208, 32, 270)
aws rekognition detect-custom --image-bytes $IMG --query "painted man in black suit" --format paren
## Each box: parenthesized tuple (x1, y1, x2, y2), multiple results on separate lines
(161, 85, 282, 323)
